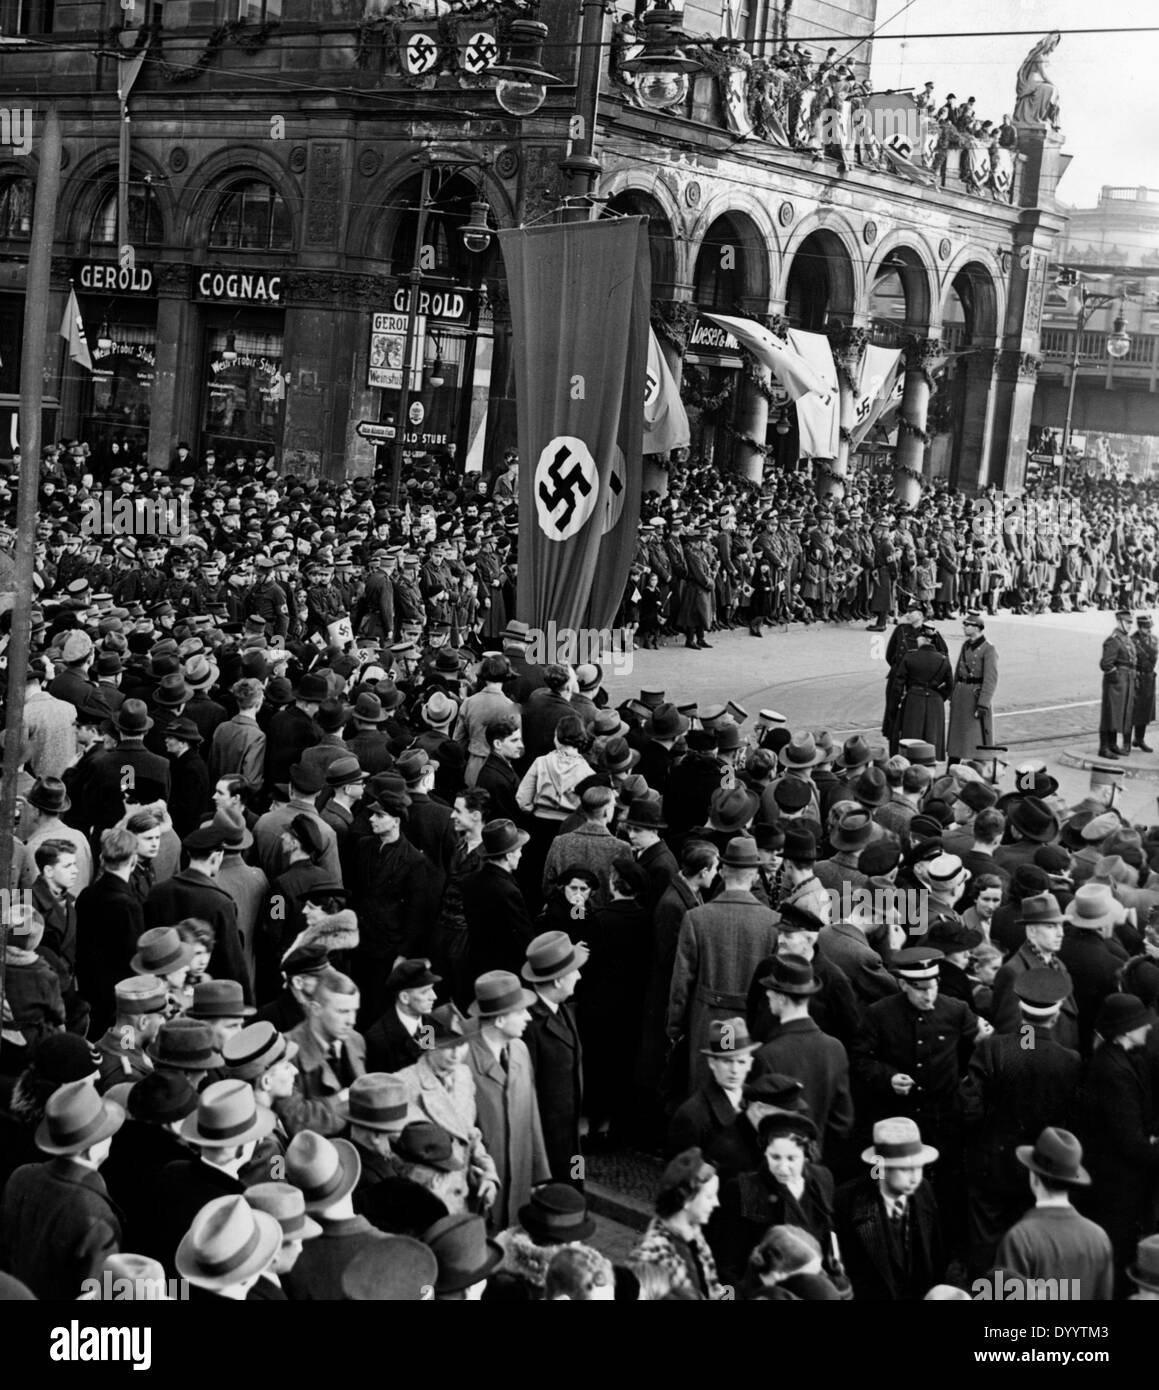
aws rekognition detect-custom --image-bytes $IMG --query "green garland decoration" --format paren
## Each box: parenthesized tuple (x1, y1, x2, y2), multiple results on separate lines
(897, 415, 931, 446)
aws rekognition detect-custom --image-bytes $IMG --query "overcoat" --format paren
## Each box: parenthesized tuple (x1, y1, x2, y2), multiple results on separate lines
(464, 1031, 550, 1231)
(666, 889, 781, 1091)
(524, 997, 583, 1181)
(1099, 628, 1137, 736)
(0, 1157, 122, 1300)
(1132, 628, 1158, 727)
(947, 637, 998, 760)
(895, 647, 954, 757)
(834, 1174, 944, 1301)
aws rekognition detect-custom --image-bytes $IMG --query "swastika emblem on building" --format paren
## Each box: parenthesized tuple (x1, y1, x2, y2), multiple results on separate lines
(534, 436, 599, 541)
(643, 369, 659, 408)
(601, 448, 627, 535)
(405, 33, 440, 74)
(463, 32, 498, 73)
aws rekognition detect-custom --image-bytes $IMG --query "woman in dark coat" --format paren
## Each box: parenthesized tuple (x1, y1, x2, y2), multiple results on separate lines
(707, 1113, 844, 1296)
(896, 627, 954, 759)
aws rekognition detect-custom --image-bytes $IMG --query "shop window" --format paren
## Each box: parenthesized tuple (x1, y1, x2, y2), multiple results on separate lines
(1, 0, 54, 34)
(209, 181, 292, 251)
(0, 177, 32, 240)
(203, 326, 284, 455)
(89, 180, 163, 248)
(236, 0, 281, 22)
(84, 321, 155, 457)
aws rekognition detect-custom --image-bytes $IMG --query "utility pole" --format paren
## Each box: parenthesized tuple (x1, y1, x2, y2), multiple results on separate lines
(388, 161, 432, 509)
(0, 107, 62, 1016)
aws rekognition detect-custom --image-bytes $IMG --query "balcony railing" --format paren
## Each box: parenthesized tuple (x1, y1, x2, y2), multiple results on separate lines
(1040, 326, 1159, 374)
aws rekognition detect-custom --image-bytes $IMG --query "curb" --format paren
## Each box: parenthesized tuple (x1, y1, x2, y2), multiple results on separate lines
(585, 1181, 652, 1234)
(1058, 746, 1159, 781)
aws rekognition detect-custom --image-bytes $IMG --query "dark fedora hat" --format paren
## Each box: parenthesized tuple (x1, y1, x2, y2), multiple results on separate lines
(1006, 795, 1059, 845)
(722, 834, 761, 869)
(423, 1214, 503, 1294)
(351, 691, 389, 723)
(778, 732, 825, 769)
(162, 716, 203, 745)
(852, 766, 890, 808)
(835, 735, 872, 772)
(131, 926, 196, 977)
(709, 786, 759, 834)
(759, 953, 822, 996)
(26, 776, 71, 814)
(127, 1070, 198, 1125)
(153, 673, 192, 707)
(649, 702, 690, 740)
(395, 1121, 464, 1173)
(147, 1018, 225, 1071)
(1015, 1126, 1091, 1187)
(186, 979, 256, 1020)
(480, 818, 530, 860)
(518, 1183, 596, 1246)
(782, 825, 816, 864)
(112, 697, 153, 735)
(699, 1016, 758, 1057)
(420, 1003, 470, 1051)
(291, 671, 331, 703)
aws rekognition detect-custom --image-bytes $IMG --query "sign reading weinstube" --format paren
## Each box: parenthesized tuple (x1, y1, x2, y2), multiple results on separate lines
(368, 312, 424, 390)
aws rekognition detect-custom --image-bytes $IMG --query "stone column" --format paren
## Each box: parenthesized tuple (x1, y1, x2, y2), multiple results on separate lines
(892, 335, 946, 506)
(733, 358, 769, 485)
(821, 325, 867, 500)
(988, 349, 1041, 491)
(148, 262, 194, 473)
(951, 347, 999, 491)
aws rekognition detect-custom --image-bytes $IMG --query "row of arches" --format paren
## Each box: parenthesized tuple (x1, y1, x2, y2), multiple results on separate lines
(603, 183, 1005, 346)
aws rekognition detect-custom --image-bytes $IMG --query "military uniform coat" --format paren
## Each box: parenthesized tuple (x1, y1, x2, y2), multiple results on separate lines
(1100, 628, 1137, 736)
(947, 637, 998, 760)
(895, 647, 954, 757)
(666, 889, 781, 1091)
(464, 1032, 550, 1232)
(1133, 628, 1158, 727)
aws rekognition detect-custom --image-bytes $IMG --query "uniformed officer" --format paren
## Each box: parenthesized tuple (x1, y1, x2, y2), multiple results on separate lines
(250, 554, 290, 639)
(959, 968, 1081, 1276)
(1098, 608, 1138, 759)
(1131, 613, 1158, 752)
(94, 975, 168, 1092)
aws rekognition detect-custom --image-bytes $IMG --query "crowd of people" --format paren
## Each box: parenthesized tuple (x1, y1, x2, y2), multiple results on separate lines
(0, 444, 1159, 1301)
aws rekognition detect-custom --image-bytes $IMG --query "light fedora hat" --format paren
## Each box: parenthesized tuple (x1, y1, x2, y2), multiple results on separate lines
(175, 1195, 281, 1290)
(861, 1116, 939, 1168)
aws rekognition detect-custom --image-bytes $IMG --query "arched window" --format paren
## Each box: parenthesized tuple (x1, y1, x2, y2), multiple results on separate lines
(0, 177, 33, 240)
(209, 181, 292, 251)
(89, 179, 163, 248)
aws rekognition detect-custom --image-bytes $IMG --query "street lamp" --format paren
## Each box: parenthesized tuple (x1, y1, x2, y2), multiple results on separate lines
(1060, 282, 1132, 489)
(618, 6, 701, 112)
(460, 199, 493, 255)
(492, 20, 562, 117)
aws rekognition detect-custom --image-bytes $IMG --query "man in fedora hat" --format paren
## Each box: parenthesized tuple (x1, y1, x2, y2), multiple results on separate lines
(181, 652, 226, 745)
(990, 892, 1079, 1052)
(0, 1080, 125, 1299)
(834, 1116, 945, 1301)
(22, 777, 93, 889)
(85, 698, 171, 836)
(146, 822, 251, 1002)
(624, 799, 678, 914)
(363, 958, 441, 1074)
(462, 818, 535, 981)
(992, 795, 1060, 874)
(1059, 884, 1133, 1054)
(637, 703, 688, 797)
(244, 1182, 323, 1299)
(1127, 1234, 1159, 1300)
(668, 834, 781, 1093)
(1098, 609, 1137, 760)
(394, 1004, 501, 1214)
(424, 1212, 504, 1300)
(464, 971, 550, 1231)
(522, 931, 589, 1182)
(176, 1194, 283, 1301)
(959, 968, 1082, 1276)
(667, 1017, 758, 1157)
(99, 1072, 198, 1250)
(265, 671, 328, 790)
(341, 1074, 448, 1238)
(146, 1078, 276, 1276)
(749, 954, 854, 1159)
(992, 1127, 1113, 1300)
(253, 761, 342, 884)
(1082, 993, 1159, 1290)
(161, 716, 209, 840)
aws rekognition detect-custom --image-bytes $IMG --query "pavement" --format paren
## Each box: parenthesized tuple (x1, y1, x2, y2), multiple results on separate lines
(603, 605, 1159, 822)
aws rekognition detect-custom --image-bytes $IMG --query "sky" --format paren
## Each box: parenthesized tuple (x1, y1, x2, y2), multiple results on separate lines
(864, 0, 1159, 208)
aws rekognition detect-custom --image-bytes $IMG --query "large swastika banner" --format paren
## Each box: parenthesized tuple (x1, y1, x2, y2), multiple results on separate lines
(499, 217, 650, 635)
